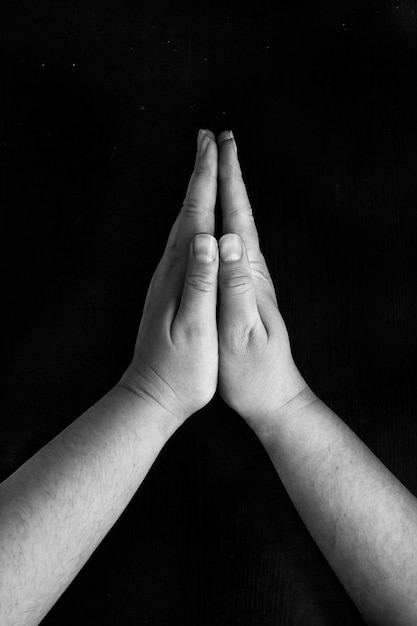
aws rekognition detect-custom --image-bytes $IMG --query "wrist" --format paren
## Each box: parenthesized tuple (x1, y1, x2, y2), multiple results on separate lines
(245, 378, 320, 443)
(117, 363, 195, 425)
(113, 381, 188, 440)
(274, 384, 319, 420)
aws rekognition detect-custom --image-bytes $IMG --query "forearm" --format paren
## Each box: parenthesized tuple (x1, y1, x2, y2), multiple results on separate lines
(254, 391, 417, 626)
(0, 385, 180, 626)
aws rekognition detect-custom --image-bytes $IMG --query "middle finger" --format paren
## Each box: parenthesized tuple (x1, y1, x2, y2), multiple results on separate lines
(217, 130, 261, 260)
(165, 128, 218, 259)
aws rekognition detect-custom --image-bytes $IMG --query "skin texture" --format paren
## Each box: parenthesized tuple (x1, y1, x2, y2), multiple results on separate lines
(119, 128, 221, 420)
(0, 130, 223, 626)
(212, 130, 417, 625)
(215, 131, 313, 427)
(119, 128, 310, 427)
(1, 129, 417, 625)
(0, 388, 178, 626)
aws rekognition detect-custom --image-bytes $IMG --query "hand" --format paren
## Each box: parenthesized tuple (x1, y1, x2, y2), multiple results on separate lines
(118, 130, 219, 424)
(216, 131, 315, 429)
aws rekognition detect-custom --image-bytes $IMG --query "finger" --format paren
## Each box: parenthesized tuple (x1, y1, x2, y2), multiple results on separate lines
(172, 233, 219, 338)
(217, 130, 278, 307)
(218, 232, 272, 346)
(165, 129, 218, 258)
(217, 130, 261, 258)
(140, 131, 218, 337)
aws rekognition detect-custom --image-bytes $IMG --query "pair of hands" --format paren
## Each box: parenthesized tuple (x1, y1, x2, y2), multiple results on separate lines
(118, 129, 310, 429)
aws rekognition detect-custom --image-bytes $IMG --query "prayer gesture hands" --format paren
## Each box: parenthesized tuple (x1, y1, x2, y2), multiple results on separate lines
(118, 130, 309, 427)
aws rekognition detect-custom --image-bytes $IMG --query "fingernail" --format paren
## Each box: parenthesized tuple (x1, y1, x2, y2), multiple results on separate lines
(197, 129, 206, 152)
(229, 130, 237, 154)
(219, 234, 242, 261)
(199, 135, 210, 156)
(193, 234, 216, 262)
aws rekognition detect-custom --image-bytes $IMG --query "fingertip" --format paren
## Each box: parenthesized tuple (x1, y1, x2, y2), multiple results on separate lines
(217, 130, 233, 146)
(218, 137, 238, 169)
(205, 134, 217, 154)
(203, 129, 216, 141)
(196, 129, 216, 155)
(192, 233, 218, 263)
(204, 232, 220, 256)
(219, 232, 247, 265)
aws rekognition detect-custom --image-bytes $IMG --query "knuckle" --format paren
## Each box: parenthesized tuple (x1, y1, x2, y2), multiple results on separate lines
(222, 204, 255, 225)
(221, 273, 252, 294)
(251, 259, 272, 285)
(182, 196, 200, 215)
(228, 203, 254, 218)
(219, 164, 244, 182)
(186, 271, 215, 293)
(225, 322, 262, 356)
(193, 165, 207, 176)
(193, 166, 217, 183)
(180, 318, 204, 340)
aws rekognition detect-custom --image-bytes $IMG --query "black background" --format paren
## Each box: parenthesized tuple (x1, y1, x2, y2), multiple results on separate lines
(1, 1, 417, 624)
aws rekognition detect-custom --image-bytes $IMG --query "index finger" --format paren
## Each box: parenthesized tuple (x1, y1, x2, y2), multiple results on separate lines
(217, 130, 261, 260)
(217, 130, 278, 305)
(165, 129, 218, 258)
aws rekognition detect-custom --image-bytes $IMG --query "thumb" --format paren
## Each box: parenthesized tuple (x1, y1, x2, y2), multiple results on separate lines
(174, 233, 219, 332)
(218, 233, 266, 345)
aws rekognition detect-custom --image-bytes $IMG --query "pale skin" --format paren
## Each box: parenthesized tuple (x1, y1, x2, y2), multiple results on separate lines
(0, 130, 416, 626)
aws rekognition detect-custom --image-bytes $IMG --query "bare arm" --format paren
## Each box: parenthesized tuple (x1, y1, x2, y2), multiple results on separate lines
(255, 390, 417, 625)
(215, 129, 417, 625)
(0, 386, 179, 626)
(0, 128, 221, 626)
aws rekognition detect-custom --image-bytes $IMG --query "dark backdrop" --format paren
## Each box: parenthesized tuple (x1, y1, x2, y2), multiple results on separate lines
(1, 1, 417, 624)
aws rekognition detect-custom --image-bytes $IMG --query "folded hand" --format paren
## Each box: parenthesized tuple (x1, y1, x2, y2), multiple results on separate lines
(119, 130, 220, 422)
(119, 129, 311, 428)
